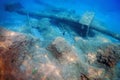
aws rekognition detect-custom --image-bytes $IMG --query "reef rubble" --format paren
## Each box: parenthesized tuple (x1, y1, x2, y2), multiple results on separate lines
(0, 28, 120, 80)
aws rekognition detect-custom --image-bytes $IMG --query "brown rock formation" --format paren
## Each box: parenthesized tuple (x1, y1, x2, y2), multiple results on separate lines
(96, 44, 120, 68)
(0, 28, 33, 80)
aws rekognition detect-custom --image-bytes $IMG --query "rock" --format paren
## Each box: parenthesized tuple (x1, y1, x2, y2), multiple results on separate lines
(47, 37, 81, 80)
(47, 37, 78, 63)
(80, 73, 89, 80)
(0, 28, 34, 80)
(47, 37, 71, 58)
(0, 27, 120, 80)
(96, 44, 120, 68)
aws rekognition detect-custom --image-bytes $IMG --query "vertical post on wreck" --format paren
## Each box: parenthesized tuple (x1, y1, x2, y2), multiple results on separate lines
(79, 12, 95, 37)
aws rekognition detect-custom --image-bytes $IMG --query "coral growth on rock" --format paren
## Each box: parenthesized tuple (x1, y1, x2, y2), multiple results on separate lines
(96, 44, 120, 68)
(0, 28, 120, 80)
(0, 28, 34, 80)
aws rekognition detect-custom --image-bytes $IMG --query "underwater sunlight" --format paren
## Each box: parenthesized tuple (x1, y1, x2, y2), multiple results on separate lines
(0, 0, 120, 80)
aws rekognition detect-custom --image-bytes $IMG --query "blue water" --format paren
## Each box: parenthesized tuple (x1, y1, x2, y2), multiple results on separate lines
(0, 1, 120, 79)
(0, 0, 120, 37)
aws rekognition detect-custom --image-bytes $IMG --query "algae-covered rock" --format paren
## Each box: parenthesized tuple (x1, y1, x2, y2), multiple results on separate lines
(47, 37, 78, 63)
(0, 27, 33, 80)
(96, 43, 120, 68)
(0, 27, 120, 80)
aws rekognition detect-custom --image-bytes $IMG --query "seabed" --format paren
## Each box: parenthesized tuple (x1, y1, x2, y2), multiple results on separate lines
(0, 1, 120, 80)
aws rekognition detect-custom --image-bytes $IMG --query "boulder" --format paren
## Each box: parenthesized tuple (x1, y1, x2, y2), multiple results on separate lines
(0, 28, 35, 80)
(96, 44, 120, 68)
